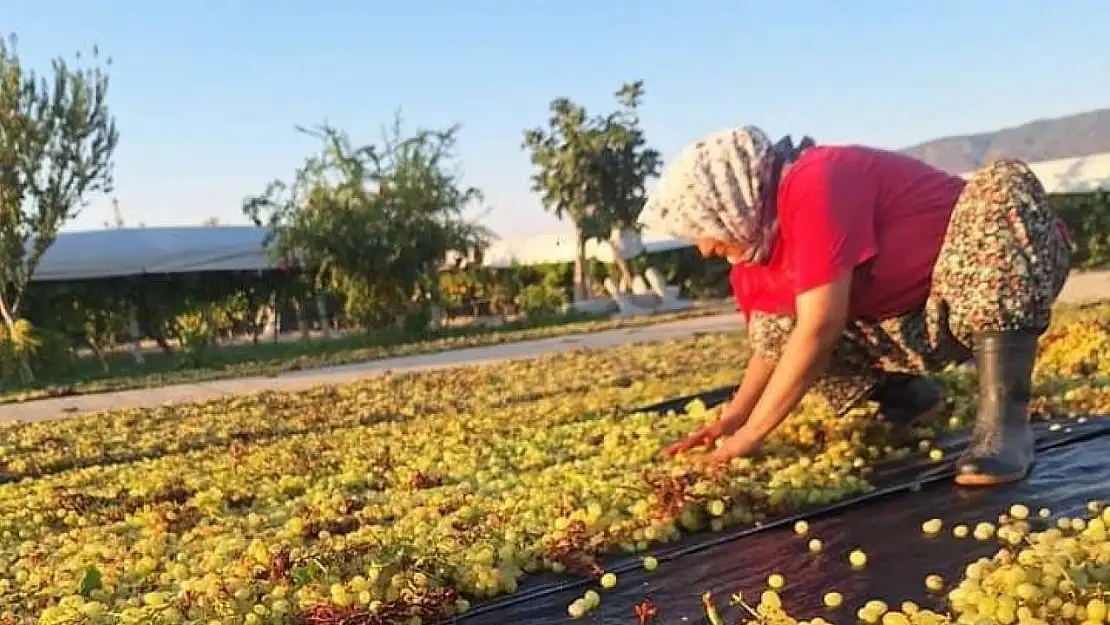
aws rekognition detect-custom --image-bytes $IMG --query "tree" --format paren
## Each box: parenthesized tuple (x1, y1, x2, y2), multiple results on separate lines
(590, 81, 662, 290)
(0, 34, 118, 381)
(522, 80, 661, 300)
(244, 114, 491, 329)
(522, 99, 603, 302)
(104, 197, 125, 229)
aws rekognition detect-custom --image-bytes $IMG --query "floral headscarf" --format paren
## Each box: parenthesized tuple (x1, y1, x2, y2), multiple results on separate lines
(642, 125, 814, 265)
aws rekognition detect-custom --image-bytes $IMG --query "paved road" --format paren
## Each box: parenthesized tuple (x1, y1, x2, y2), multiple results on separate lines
(1058, 270, 1110, 304)
(0, 313, 744, 424)
(2, 270, 1106, 425)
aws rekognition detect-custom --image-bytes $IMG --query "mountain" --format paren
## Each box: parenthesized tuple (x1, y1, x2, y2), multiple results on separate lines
(900, 107, 1110, 174)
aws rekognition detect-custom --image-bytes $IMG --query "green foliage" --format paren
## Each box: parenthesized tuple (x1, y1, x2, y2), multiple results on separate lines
(1051, 191, 1110, 270)
(522, 80, 661, 299)
(522, 99, 598, 231)
(0, 318, 40, 378)
(589, 81, 663, 236)
(210, 292, 265, 341)
(339, 278, 395, 329)
(173, 308, 215, 368)
(519, 283, 567, 319)
(76, 566, 102, 597)
(29, 328, 75, 375)
(437, 263, 577, 319)
(630, 248, 733, 300)
(401, 305, 434, 336)
(0, 317, 73, 381)
(522, 99, 597, 301)
(0, 33, 118, 336)
(244, 114, 490, 331)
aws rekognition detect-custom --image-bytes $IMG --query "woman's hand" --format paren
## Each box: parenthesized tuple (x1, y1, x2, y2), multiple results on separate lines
(702, 430, 762, 465)
(660, 353, 777, 459)
(702, 279, 853, 466)
(661, 420, 732, 458)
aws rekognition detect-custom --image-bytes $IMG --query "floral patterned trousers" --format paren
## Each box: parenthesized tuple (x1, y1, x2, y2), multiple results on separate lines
(748, 159, 1073, 414)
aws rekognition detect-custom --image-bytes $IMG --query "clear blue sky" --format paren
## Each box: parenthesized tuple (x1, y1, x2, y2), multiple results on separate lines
(8, 1, 1110, 236)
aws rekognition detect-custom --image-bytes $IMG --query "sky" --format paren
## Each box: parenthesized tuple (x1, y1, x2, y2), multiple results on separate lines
(7, 1, 1110, 237)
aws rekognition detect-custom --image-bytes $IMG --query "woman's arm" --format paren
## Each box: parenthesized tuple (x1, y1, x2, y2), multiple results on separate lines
(661, 351, 775, 457)
(719, 352, 775, 431)
(707, 276, 852, 463)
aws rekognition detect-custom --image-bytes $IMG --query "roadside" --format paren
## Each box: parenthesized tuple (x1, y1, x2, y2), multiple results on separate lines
(1057, 269, 1110, 304)
(0, 312, 744, 423)
(0, 303, 730, 405)
(2, 270, 1106, 424)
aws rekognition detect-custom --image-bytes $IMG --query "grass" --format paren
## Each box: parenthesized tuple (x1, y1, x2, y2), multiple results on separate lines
(0, 304, 730, 405)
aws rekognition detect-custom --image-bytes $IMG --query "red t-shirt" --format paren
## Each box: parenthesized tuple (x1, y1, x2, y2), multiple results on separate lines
(731, 145, 967, 322)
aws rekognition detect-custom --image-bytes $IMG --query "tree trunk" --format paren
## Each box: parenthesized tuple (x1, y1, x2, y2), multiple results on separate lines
(127, 309, 146, 366)
(135, 289, 174, 354)
(263, 293, 280, 343)
(252, 303, 267, 345)
(573, 232, 590, 302)
(609, 244, 635, 294)
(83, 338, 110, 373)
(316, 294, 332, 338)
(294, 297, 310, 340)
(271, 307, 280, 343)
(0, 296, 34, 383)
(608, 226, 643, 293)
(0, 296, 16, 334)
(203, 307, 220, 347)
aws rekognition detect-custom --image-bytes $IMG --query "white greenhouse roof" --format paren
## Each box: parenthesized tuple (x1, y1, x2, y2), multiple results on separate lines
(959, 151, 1110, 194)
(481, 227, 692, 269)
(33, 226, 274, 282)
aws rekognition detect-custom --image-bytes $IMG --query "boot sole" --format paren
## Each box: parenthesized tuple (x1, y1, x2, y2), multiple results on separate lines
(953, 463, 1034, 487)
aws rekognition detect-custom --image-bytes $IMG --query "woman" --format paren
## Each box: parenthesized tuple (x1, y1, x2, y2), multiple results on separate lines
(646, 126, 1071, 487)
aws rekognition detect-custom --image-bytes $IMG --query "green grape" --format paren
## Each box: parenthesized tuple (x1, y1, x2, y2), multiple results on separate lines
(921, 518, 943, 536)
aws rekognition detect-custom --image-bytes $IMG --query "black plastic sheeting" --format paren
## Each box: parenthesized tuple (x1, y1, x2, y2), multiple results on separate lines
(451, 386, 1110, 625)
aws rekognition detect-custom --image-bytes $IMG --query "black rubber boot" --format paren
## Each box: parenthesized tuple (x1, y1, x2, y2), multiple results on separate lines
(869, 373, 944, 428)
(954, 332, 1038, 487)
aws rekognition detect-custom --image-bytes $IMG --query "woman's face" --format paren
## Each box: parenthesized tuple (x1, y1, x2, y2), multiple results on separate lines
(695, 237, 745, 264)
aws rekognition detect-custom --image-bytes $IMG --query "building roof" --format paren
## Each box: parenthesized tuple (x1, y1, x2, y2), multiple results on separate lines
(34, 226, 274, 282)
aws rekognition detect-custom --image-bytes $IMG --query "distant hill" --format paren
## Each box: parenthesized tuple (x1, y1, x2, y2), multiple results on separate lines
(901, 107, 1110, 174)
